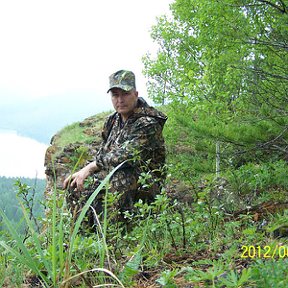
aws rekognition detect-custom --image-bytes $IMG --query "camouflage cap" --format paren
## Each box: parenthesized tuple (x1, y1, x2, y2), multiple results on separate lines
(107, 70, 136, 93)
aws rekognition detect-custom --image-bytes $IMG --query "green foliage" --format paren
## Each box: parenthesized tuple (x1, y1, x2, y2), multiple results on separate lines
(251, 259, 288, 288)
(0, 177, 45, 232)
(217, 267, 252, 288)
(54, 112, 110, 148)
(0, 162, 127, 287)
(68, 146, 90, 169)
(184, 260, 226, 287)
(144, 0, 288, 184)
(55, 122, 94, 147)
(1, 1, 288, 286)
(227, 160, 288, 194)
(119, 250, 142, 285)
(156, 269, 179, 288)
(1, 169, 288, 287)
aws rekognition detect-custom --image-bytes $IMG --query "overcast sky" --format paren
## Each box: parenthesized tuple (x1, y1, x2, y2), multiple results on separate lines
(0, 0, 172, 178)
(0, 0, 172, 104)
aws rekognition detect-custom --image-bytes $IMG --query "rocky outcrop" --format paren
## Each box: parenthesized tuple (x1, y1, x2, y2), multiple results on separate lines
(43, 110, 192, 205)
(44, 112, 109, 197)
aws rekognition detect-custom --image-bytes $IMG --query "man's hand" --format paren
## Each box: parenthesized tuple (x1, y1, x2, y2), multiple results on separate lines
(63, 161, 99, 192)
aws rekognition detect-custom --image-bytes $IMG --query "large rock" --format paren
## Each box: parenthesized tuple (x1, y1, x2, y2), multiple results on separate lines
(44, 112, 110, 197)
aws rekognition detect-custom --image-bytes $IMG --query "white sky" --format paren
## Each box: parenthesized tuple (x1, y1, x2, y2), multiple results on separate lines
(0, 0, 173, 178)
(0, 0, 172, 102)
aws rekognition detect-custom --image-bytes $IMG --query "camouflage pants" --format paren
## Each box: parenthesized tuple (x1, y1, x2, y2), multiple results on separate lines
(66, 168, 160, 227)
(66, 170, 137, 226)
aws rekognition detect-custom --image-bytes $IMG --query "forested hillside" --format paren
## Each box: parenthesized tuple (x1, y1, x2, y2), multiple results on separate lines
(143, 0, 287, 189)
(0, 1, 287, 287)
(0, 176, 46, 231)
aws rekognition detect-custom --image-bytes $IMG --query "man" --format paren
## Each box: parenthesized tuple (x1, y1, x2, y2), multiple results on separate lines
(63, 70, 167, 221)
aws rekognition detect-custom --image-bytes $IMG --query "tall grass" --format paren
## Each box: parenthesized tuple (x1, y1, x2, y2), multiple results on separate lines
(0, 160, 127, 287)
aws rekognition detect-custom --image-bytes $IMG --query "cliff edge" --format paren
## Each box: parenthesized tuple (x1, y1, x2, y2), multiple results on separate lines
(44, 112, 110, 197)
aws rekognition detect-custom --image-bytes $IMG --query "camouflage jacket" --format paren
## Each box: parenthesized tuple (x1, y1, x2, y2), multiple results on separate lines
(95, 97, 167, 203)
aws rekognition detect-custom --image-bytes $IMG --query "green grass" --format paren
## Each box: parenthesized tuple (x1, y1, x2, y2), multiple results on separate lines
(1, 107, 288, 287)
(55, 122, 94, 146)
(53, 111, 111, 147)
(0, 161, 127, 287)
(1, 175, 288, 287)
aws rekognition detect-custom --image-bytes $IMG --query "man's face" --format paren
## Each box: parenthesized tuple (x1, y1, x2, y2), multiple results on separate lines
(110, 88, 138, 120)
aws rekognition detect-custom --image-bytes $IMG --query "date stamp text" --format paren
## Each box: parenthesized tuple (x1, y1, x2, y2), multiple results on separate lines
(241, 245, 288, 259)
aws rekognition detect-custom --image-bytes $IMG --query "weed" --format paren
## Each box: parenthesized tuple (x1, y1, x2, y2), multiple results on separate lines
(0, 161, 127, 287)
(1, 156, 288, 287)
(184, 260, 225, 287)
(156, 269, 179, 288)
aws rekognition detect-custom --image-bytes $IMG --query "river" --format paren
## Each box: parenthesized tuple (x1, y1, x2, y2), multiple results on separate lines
(0, 130, 48, 179)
